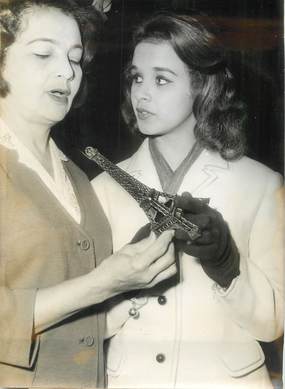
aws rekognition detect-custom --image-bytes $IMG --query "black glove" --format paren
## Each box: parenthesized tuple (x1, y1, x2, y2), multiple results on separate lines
(174, 192, 240, 288)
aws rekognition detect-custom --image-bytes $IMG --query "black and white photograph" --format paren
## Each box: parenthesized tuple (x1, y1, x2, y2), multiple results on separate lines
(0, 0, 283, 388)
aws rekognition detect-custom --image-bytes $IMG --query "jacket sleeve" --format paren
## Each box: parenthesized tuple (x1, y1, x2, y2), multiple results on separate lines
(215, 171, 284, 341)
(0, 162, 39, 368)
(0, 286, 39, 367)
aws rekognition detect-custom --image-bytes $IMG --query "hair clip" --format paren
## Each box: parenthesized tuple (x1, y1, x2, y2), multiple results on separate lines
(92, 0, 112, 13)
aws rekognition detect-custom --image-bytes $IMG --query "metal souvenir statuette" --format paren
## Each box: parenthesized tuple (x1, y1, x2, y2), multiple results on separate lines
(84, 146, 202, 241)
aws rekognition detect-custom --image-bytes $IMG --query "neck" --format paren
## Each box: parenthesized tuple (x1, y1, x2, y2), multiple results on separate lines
(151, 115, 197, 171)
(1, 101, 51, 154)
(0, 101, 54, 176)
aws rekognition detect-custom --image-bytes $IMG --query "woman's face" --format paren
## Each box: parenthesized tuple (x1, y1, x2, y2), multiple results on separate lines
(2, 6, 83, 126)
(130, 41, 195, 138)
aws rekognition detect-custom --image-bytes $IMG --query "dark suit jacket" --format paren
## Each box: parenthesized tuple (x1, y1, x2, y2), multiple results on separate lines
(0, 145, 112, 387)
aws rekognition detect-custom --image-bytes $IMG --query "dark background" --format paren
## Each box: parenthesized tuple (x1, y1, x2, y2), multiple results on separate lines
(53, 1, 283, 385)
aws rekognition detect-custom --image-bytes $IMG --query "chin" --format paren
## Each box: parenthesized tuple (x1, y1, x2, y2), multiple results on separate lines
(138, 126, 159, 136)
(44, 108, 69, 124)
(139, 129, 165, 138)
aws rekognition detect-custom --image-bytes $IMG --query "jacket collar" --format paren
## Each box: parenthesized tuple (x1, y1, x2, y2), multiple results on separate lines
(0, 145, 85, 232)
(123, 138, 229, 195)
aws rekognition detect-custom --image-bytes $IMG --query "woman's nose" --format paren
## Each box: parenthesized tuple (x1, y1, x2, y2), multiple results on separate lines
(56, 57, 74, 80)
(135, 83, 152, 102)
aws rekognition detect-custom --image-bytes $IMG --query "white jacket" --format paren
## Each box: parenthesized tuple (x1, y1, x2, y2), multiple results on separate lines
(92, 139, 284, 389)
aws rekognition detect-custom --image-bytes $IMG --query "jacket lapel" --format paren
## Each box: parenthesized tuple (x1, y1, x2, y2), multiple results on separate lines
(0, 146, 107, 243)
(180, 149, 229, 196)
(0, 145, 64, 214)
(123, 140, 229, 196)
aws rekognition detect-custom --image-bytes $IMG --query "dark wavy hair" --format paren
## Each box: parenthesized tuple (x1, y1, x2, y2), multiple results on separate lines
(122, 13, 247, 160)
(0, 0, 104, 107)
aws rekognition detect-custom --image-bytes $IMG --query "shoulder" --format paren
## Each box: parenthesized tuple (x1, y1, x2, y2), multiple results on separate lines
(229, 155, 282, 183)
(226, 156, 283, 198)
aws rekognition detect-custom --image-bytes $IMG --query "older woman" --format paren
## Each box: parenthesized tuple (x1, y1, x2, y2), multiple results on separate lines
(0, 1, 176, 387)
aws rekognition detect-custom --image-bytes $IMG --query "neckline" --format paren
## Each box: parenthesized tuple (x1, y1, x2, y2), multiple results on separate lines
(149, 138, 203, 194)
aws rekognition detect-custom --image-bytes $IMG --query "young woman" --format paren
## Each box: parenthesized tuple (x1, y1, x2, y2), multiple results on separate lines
(0, 2, 176, 387)
(92, 13, 284, 388)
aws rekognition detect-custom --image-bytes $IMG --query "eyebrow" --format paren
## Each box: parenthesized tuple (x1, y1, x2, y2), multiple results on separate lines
(130, 65, 178, 76)
(153, 67, 178, 76)
(27, 38, 83, 50)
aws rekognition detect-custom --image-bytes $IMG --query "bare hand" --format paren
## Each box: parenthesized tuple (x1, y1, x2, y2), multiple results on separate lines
(34, 231, 175, 332)
(98, 230, 176, 295)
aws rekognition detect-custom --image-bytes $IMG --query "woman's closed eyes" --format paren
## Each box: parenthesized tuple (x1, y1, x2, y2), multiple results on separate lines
(29, 40, 82, 65)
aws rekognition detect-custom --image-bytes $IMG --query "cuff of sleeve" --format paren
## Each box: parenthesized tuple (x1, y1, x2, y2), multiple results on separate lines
(212, 275, 239, 297)
(0, 288, 39, 368)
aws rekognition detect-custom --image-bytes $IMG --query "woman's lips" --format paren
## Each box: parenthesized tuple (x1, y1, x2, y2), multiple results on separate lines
(136, 107, 154, 120)
(47, 89, 70, 104)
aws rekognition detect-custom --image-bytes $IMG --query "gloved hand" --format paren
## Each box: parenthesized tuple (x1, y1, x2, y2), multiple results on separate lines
(174, 192, 240, 288)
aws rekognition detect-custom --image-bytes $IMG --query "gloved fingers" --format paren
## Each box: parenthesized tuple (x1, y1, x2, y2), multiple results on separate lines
(176, 241, 220, 260)
(174, 214, 215, 245)
(175, 228, 216, 245)
(195, 230, 217, 245)
(174, 229, 190, 241)
(180, 213, 212, 231)
(194, 212, 227, 242)
(175, 192, 209, 214)
(174, 218, 211, 242)
(131, 223, 152, 244)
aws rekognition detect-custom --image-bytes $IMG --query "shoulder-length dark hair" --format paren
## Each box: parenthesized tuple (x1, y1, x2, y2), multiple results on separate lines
(122, 13, 247, 160)
(0, 0, 104, 106)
